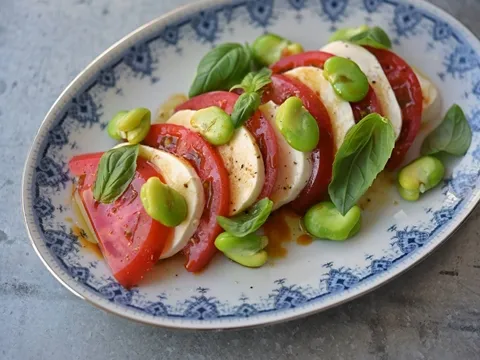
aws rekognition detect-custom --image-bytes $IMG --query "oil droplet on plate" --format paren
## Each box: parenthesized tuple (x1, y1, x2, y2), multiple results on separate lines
(264, 207, 300, 258)
(296, 234, 313, 246)
(358, 171, 396, 211)
(72, 224, 103, 258)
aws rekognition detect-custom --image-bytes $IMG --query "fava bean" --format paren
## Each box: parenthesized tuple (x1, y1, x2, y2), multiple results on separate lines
(214, 232, 268, 268)
(275, 97, 319, 152)
(107, 111, 128, 140)
(252, 33, 304, 66)
(303, 201, 362, 241)
(117, 107, 150, 132)
(323, 56, 369, 102)
(397, 156, 445, 201)
(190, 106, 235, 146)
(140, 177, 187, 227)
(397, 186, 420, 202)
(215, 232, 268, 256)
(225, 250, 268, 268)
(106, 108, 152, 144)
(284, 43, 304, 56)
(126, 116, 151, 145)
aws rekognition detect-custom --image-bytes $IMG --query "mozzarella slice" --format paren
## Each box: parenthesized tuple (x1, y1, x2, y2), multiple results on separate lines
(259, 101, 312, 210)
(136, 145, 205, 259)
(166, 110, 265, 215)
(321, 41, 403, 139)
(413, 70, 441, 124)
(154, 93, 188, 124)
(285, 66, 356, 150)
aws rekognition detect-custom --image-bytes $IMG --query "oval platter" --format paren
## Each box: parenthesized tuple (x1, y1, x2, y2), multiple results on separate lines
(22, 0, 480, 329)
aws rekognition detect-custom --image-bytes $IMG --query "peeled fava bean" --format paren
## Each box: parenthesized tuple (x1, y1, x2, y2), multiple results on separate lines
(303, 201, 362, 241)
(397, 156, 445, 201)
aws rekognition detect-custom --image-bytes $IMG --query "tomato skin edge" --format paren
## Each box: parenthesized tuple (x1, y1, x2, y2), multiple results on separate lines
(262, 74, 335, 214)
(270, 50, 383, 122)
(270, 50, 334, 73)
(176, 91, 279, 200)
(365, 46, 423, 170)
(143, 123, 230, 272)
(69, 154, 170, 288)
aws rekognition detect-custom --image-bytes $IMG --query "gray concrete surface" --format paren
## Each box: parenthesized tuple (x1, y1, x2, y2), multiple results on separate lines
(1, 0, 480, 359)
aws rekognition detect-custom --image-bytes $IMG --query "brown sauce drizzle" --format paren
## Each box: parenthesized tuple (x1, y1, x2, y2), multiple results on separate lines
(358, 171, 396, 211)
(72, 224, 102, 258)
(296, 234, 313, 246)
(264, 207, 300, 258)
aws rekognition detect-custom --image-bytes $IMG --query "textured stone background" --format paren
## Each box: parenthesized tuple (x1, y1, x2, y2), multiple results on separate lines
(1, 0, 480, 359)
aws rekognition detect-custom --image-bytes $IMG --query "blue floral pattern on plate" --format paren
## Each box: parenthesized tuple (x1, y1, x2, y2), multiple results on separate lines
(22, 0, 480, 329)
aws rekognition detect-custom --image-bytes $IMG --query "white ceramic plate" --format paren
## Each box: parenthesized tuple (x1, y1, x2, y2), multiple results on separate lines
(22, 0, 480, 329)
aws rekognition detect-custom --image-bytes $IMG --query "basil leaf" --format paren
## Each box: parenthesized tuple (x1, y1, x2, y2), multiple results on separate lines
(189, 43, 252, 98)
(215, 232, 268, 256)
(231, 91, 261, 128)
(93, 144, 139, 204)
(421, 104, 472, 156)
(330, 26, 392, 49)
(231, 73, 254, 92)
(350, 26, 392, 49)
(217, 198, 273, 237)
(328, 113, 395, 215)
(231, 68, 272, 93)
(329, 25, 369, 43)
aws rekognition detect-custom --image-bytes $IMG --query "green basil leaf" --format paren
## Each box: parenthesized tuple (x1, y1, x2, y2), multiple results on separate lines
(328, 113, 395, 215)
(330, 26, 392, 49)
(93, 144, 139, 204)
(189, 43, 251, 98)
(421, 104, 472, 156)
(231, 91, 261, 128)
(217, 198, 273, 237)
(231, 73, 254, 92)
(329, 25, 369, 43)
(350, 26, 392, 49)
(215, 232, 268, 256)
(231, 68, 272, 93)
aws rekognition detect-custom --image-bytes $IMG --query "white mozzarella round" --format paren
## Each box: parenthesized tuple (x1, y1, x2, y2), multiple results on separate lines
(413, 70, 441, 124)
(111, 144, 205, 259)
(259, 101, 312, 210)
(285, 66, 356, 150)
(166, 110, 265, 215)
(137, 145, 205, 259)
(321, 41, 403, 139)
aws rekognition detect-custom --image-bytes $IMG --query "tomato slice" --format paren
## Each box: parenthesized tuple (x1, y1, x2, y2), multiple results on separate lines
(270, 50, 334, 73)
(262, 74, 335, 214)
(365, 46, 423, 169)
(69, 153, 171, 288)
(176, 91, 279, 199)
(143, 123, 230, 272)
(270, 50, 382, 122)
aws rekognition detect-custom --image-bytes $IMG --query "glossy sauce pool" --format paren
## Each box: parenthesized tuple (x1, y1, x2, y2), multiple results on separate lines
(358, 171, 397, 211)
(296, 234, 313, 246)
(69, 191, 103, 259)
(72, 224, 103, 258)
(263, 207, 312, 258)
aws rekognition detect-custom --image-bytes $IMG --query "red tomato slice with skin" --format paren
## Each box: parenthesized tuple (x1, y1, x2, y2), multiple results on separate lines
(69, 153, 171, 288)
(262, 74, 335, 214)
(270, 50, 382, 122)
(270, 50, 334, 73)
(365, 46, 423, 169)
(176, 91, 279, 200)
(143, 124, 230, 272)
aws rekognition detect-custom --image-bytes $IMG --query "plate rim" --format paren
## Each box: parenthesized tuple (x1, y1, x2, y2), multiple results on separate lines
(22, 0, 480, 330)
